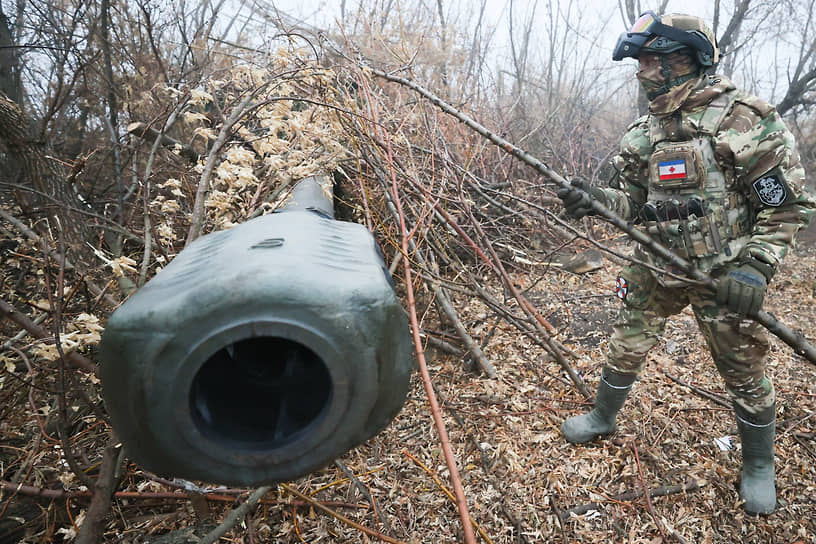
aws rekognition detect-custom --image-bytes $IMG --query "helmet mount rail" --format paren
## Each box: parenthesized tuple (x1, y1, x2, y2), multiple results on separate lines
(613, 11, 716, 66)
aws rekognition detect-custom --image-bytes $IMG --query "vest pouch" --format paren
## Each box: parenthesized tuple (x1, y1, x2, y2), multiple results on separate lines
(649, 143, 706, 191)
(644, 219, 689, 258)
(685, 217, 714, 258)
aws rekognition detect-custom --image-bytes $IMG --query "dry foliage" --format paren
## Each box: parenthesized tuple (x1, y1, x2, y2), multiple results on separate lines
(1, 17, 816, 544)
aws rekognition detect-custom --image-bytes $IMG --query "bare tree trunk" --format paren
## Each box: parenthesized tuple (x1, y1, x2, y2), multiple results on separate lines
(776, 67, 816, 116)
(715, 0, 750, 78)
(436, 0, 448, 90)
(0, 92, 91, 255)
(509, 0, 537, 99)
(0, 7, 22, 104)
(774, 0, 816, 115)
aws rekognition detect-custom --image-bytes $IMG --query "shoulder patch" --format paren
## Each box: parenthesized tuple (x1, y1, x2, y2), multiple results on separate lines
(615, 276, 628, 300)
(752, 173, 788, 207)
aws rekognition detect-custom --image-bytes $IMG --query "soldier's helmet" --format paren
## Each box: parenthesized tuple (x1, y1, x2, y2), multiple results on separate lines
(613, 11, 719, 67)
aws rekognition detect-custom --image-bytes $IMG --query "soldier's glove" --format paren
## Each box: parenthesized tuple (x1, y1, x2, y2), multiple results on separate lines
(715, 258, 775, 316)
(556, 179, 608, 219)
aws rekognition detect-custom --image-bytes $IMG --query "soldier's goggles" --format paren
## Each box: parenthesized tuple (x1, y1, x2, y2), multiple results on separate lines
(612, 10, 714, 61)
(629, 11, 660, 33)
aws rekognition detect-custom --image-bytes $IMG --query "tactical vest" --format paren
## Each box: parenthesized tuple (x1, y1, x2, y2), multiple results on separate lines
(640, 90, 753, 276)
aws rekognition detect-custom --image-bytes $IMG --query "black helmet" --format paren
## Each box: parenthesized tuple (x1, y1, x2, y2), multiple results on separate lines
(613, 12, 719, 67)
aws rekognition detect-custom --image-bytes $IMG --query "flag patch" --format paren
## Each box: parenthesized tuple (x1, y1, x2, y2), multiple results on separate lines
(658, 159, 686, 180)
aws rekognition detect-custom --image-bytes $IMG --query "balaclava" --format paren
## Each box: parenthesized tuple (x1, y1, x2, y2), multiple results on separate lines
(636, 44, 701, 115)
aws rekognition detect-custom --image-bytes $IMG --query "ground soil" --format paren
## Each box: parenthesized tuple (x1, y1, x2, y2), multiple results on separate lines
(2, 224, 815, 543)
(298, 227, 816, 544)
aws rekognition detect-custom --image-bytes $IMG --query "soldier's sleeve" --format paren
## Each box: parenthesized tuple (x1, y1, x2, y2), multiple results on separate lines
(602, 116, 651, 221)
(721, 97, 816, 272)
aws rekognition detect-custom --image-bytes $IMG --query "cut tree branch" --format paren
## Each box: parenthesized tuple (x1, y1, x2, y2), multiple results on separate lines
(560, 479, 706, 519)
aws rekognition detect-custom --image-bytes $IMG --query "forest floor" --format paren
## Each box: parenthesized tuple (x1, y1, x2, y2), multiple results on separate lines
(2, 222, 816, 543)
(291, 223, 816, 544)
(341, 232, 816, 544)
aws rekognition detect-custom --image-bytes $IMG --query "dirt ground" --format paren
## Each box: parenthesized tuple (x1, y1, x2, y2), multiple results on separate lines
(351, 229, 816, 544)
(2, 225, 815, 543)
(245, 228, 816, 544)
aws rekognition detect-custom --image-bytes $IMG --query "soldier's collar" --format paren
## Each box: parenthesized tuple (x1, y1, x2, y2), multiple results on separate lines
(682, 74, 735, 111)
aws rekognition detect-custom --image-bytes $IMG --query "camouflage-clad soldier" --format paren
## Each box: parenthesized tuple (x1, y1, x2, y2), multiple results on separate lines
(557, 12, 815, 515)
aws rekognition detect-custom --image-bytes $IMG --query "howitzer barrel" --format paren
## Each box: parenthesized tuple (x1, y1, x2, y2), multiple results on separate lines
(99, 177, 413, 486)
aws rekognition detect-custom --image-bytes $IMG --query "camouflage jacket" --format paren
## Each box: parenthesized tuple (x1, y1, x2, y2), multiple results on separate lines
(603, 74, 815, 279)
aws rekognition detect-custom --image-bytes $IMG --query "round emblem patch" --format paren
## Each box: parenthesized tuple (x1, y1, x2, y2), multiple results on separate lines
(615, 276, 628, 300)
(752, 174, 786, 207)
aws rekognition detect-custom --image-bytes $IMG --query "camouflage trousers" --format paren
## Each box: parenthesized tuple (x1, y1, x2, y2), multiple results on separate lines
(607, 264, 774, 417)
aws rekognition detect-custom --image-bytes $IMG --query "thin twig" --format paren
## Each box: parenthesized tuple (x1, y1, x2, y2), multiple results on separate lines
(42, 236, 95, 491)
(794, 435, 816, 460)
(433, 385, 492, 472)
(334, 459, 393, 533)
(662, 370, 731, 408)
(631, 439, 668, 541)
(550, 494, 569, 544)
(280, 483, 406, 544)
(402, 450, 494, 544)
(197, 486, 273, 544)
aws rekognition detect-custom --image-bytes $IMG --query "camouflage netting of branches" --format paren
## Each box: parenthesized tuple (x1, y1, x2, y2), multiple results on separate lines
(0, 42, 589, 541)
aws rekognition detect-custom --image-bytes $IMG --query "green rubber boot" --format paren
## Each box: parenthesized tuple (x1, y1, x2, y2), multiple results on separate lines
(561, 369, 636, 444)
(735, 404, 776, 515)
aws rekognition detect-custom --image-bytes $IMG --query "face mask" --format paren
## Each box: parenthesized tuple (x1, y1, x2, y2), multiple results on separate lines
(636, 51, 699, 103)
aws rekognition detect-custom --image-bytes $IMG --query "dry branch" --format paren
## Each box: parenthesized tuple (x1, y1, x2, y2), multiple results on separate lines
(373, 180, 497, 376)
(75, 434, 122, 544)
(0, 480, 370, 509)
(630, 440, 668, 541)
(433, 281, 497, 377)
(127, 122, 200, 163)
(423, 191, 589, 397)
(662, 371, 731, 408)
(0, 298, 97, 375)
(186, 87, 268, 244)
(403, 450, 494, 543)
(334, 459, 392, 533)
(560, 479, 707, 520)
(198, 485, 273, 544)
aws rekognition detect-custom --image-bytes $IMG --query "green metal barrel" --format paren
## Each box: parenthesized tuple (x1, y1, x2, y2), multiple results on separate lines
(99, 177, 413, 486)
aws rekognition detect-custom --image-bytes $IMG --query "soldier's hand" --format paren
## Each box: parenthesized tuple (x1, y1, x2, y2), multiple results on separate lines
(715, 261, 770, 316)
(556, 179, 606, 219)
